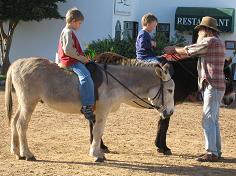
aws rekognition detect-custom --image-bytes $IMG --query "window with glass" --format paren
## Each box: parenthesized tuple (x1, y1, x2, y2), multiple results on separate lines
(156, 23, 170, 41)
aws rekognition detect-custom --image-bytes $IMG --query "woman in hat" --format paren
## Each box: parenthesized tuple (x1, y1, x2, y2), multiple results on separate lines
(164, 16, 225, 162)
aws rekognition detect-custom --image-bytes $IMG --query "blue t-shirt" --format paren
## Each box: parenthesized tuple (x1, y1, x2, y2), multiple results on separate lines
(136, 29, 155, 59)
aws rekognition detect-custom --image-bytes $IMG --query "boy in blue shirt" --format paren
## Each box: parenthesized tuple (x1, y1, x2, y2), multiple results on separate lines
(136, 13, 173, 156)
(136, 13, 169, 68)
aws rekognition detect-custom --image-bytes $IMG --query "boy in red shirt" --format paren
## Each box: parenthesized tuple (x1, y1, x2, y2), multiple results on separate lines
(57, 8, 95, 121)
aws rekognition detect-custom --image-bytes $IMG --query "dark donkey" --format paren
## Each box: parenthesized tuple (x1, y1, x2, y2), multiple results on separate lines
(154, 55, 235, 155)
(89, 53, 235, 154)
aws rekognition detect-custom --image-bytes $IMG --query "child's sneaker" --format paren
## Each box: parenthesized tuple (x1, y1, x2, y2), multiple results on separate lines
(80, 105, 95, 121)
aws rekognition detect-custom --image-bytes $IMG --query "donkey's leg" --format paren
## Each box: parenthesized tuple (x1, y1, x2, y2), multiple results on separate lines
(155, 116, 172, 155)
(11, 106, 21, 158)
(89, 121, 109, 153)
(89, 120, 93, 144)
(100, 138, 109, 152)
(16, 104, 37, 161)
(89, 110, 108, 162)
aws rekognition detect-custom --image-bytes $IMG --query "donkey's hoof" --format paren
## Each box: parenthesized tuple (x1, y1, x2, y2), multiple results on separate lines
(17, 156, 26, 160)
(164, 150, 172, 155)
(102, 148, 110, 153)
(26, 156, 37, 161)
(95, 157, 105, 162)
(157, 148, 172, 155)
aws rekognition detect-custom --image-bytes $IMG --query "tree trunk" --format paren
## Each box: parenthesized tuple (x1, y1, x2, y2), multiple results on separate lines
(0, 20, 18, 75)
(1, 39, 11, 75)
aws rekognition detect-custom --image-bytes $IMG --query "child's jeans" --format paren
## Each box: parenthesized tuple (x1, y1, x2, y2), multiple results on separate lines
(137, 56, 174, 76)
(70, 62, 95, 106)
(202, 84, 224, 156)
(137, 56, 166, 64)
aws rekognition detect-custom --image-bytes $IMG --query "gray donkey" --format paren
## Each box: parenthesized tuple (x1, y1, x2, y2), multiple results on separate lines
(5, 55, 175, 162)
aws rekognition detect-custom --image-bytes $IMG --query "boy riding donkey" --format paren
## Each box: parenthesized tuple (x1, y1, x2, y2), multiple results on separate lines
(57, 8, 95, 121)
(135, 13, 173, 155)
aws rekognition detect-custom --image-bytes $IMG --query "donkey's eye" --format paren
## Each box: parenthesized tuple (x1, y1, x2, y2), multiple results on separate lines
(168, 89, 173, 93)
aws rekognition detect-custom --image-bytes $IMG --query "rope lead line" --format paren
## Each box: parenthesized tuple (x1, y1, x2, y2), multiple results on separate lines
(95, 63, 163, 110)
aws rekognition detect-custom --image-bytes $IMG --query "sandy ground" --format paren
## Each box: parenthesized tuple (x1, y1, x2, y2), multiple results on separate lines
(0, 90, 235, 176)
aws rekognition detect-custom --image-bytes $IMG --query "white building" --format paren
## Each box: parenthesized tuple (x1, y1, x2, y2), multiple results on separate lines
(8, 0, 236, 78)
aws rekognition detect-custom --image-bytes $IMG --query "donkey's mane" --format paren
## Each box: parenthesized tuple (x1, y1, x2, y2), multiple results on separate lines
(94, 52, 160, 67)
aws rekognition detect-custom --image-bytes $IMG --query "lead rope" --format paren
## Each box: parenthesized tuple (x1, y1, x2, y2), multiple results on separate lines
(95, 63, 163, 110)
(132, 81, 164, 109)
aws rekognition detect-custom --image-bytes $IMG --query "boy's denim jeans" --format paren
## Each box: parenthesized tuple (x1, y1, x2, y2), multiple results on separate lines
(70, 62, 95, 106)
(137, 56, 166, 63)
(202, 84, 225, 156)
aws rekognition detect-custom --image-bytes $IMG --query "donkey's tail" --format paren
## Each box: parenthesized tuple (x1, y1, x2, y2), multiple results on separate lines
(5, 66, 13, 126)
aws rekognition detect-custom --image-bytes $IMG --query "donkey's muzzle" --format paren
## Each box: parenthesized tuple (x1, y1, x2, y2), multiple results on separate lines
(161, 109, 174, 119)
(222, 96, 234, 105)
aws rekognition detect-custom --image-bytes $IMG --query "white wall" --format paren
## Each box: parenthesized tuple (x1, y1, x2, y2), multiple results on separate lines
(8, 0, 236, 64)
(112, 0, 139, 37)
(10, 0, 113, 62)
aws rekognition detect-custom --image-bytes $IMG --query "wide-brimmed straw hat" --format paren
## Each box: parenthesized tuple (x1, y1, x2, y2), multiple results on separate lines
(194, 16, 220, 32)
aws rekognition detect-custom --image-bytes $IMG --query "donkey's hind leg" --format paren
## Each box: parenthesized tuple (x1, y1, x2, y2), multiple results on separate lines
(16, 104, 37, 161)
(11, 106, 21, 158)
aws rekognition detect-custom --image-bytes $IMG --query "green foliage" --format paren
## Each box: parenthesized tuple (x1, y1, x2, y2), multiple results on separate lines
(0, 0, 66, 74)
(0, 74, 6, 81)
(85, 48, 96, 60)
(0, 0, 65, 22)
(85, 32, 187, 59)
(84, 36, 136, 58)
(153, 32, 169, 56)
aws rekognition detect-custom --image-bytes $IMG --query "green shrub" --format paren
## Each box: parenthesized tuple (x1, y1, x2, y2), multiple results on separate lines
(153, 32, 169, 56)
(84, 36, 136, 59)
(0, 75, 6, 81)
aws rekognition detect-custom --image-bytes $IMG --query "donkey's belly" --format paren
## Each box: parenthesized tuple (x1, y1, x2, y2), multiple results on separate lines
(44, 99, 82, 114)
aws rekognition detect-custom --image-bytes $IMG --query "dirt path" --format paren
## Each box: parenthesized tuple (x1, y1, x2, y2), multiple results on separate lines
(0, 91, 235, 176)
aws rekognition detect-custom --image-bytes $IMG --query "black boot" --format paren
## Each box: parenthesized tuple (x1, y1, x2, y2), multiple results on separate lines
(81, 105, 95, 121)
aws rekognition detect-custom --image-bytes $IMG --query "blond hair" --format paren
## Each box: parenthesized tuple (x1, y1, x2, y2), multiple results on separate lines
(141, 13, 158, 26)
(66, 7, 84, 23)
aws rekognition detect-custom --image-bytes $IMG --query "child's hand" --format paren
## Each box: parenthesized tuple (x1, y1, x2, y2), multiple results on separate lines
(164, 46, 176, 54)
(151, 40, 156, 48)
(79, 55, 89, 63)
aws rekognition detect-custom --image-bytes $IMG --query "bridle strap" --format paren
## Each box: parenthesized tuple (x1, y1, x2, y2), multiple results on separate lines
(132, 101, 154, 109)
(152, 80, 163, 101)
(133, 80, 165, 110)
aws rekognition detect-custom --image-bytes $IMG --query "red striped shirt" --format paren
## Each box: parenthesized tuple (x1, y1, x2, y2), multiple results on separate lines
(185, 36, 225, 91)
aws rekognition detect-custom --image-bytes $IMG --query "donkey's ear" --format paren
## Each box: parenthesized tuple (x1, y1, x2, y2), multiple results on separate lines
(162, 63, 170, 74)
(155, 67, 170, 81)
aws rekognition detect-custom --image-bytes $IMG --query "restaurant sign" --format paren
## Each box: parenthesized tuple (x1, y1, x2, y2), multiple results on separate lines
(175, 7, 235, 32)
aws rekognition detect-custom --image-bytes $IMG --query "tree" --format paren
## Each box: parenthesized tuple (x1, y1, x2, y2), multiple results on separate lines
(0, 0, 65, 74)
